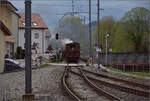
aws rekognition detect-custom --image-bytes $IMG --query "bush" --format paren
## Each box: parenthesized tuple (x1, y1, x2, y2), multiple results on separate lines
(16, 46, 23, 59)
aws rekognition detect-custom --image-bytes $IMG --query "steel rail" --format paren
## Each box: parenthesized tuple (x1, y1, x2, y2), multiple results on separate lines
(83, 69, 150, 90)
(78, 68, 122, 101)
(70, 69, 150, 98)
(62, 66, 82, 101)
(88, 76, 150, 98)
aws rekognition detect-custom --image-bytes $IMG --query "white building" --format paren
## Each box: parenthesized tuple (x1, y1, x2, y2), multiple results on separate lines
(18, 13, 51, 53)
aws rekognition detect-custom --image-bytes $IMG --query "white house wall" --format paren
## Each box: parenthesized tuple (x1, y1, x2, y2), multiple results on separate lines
(19, 29, 47, 53)
(45, 36, 50, 52)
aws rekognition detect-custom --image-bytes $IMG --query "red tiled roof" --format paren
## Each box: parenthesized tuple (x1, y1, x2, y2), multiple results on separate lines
(19, 13, 48, 29)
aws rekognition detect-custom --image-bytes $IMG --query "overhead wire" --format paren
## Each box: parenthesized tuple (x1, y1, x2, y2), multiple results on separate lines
(10, 0, 97, 1)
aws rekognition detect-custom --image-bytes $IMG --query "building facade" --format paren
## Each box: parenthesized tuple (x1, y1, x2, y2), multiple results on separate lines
(11, 12, 20, 53)
(0, 0, 19, 72)
(0, 21, 11, 72)
(18, 13, 51, 54)
(0, 0, 19, 58)
(0, 30, 5, 73)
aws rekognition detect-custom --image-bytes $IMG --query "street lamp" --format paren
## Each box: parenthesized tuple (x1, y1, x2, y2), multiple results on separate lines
(105, 32, 109, 66)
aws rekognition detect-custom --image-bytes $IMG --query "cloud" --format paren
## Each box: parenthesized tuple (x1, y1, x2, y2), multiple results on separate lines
(10, 0, 149, 34)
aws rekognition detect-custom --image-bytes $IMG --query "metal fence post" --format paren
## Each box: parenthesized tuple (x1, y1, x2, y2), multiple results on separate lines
(123, 64, 125, 72)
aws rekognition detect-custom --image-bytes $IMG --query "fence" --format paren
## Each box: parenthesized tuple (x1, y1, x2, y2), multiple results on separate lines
(99, 52, 149, 72)
(99, 52, 149, 64)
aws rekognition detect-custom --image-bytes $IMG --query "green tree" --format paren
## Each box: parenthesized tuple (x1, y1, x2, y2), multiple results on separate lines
(112, 22, 134, 52)
(121, 7, 150, 52)
(16, 46, 23, 59)
(93, 16, 116, 52)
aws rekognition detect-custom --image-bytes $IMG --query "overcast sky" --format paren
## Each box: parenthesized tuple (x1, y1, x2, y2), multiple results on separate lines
(9, 0, 150, 34)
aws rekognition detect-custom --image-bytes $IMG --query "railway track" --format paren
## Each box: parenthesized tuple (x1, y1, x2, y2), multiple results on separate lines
(69, 69, 150, 98)
(78, 67, 123, 101)
(62, 66, 82, 101)
(83, 69, 150, 90)
(64, 65, 123, 101)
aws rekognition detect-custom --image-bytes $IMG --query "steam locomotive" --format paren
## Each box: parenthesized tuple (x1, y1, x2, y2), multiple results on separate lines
(65, 42, 80, 63)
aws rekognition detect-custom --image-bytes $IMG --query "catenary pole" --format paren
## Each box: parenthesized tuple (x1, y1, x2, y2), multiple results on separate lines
(89, 0, 92, 58)
(97, 0, 100, 68)
(106, 33, 108, 66)
(25, 0, 32, 94)
(72, 0, 74, 16)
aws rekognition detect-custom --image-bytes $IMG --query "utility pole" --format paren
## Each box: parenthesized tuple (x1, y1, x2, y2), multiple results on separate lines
(84, 16, 86, 24)
(97, 0, 100, 68)
(89, 0, 92, 58)
(25, 0, 32, 94)
(22, 0, 34, 100)
(72, 0, 74, 16)
(106, 33, 108, 66)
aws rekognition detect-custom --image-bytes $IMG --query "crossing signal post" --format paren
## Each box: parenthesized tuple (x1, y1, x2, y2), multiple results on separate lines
(55, 33, 59, 62)
(97, 0, 100, 68)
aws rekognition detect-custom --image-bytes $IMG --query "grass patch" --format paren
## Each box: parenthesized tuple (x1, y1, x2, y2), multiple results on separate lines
(107, 66, 150, 77)
(108, 67, 122, 72)
(133, 76, 147, 80)
(50, 61, 62, 63)
(126, 72, 150, 77)
(42, 63, 51, 67)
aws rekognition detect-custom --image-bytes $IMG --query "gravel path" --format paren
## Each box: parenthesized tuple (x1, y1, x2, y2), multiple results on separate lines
(0, 66, 70, 101)
(0, 64, 149, 101)
(69, 68, 109, 101)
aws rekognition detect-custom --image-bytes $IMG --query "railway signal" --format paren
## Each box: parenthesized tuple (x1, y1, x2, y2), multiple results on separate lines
(56, 33, 59, 40)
